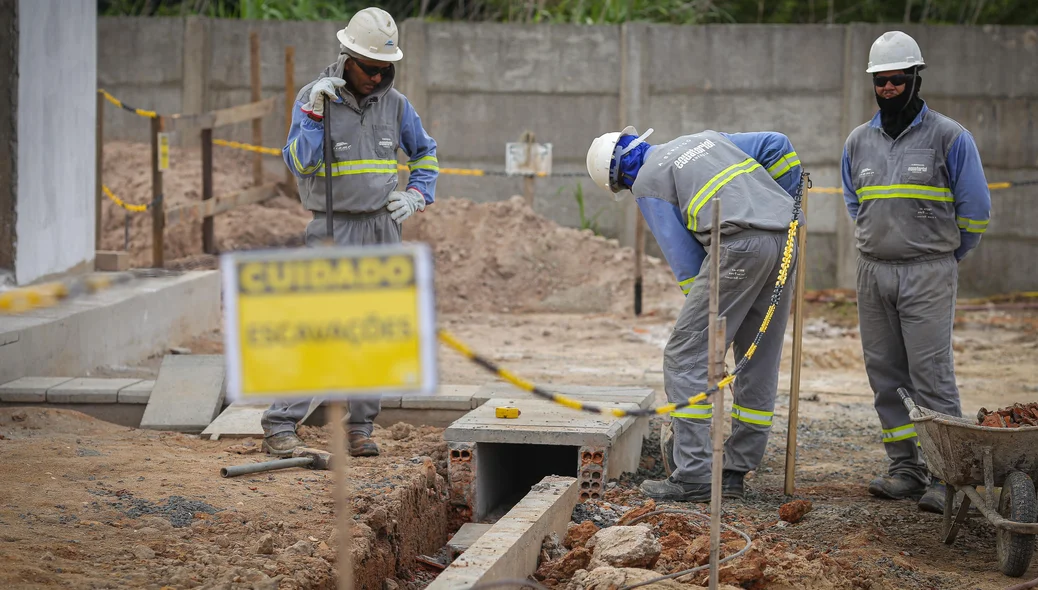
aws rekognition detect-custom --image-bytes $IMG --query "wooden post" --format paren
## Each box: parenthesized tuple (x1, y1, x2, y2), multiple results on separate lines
(250, 31, 263, 187)
(150, 116, 165, 268)
(328, 403, 354, 590)
(634, 214, 644, 315)
(284, 46, 296, 190)
(521, 131, 536, 207)
(707, 204, 725, 590)
(202, 128, 215, 254)
(784, 172, 810, 496)
(95, 90, 104, 251)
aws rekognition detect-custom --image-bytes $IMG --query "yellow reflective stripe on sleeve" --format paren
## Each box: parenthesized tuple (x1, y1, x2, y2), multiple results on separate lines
(956, 216, 989, 234)
(290, 139, 322, 175)
(688, 158, 762, 232)
(408, 155, 439, 171)
(678, 276, 696, 294)
(882, 424, 917, 443)
(670, 404, 713, 420)
(855, 184, 953, 203)
(732, 404, 774, 426)
(767, 151, 800, 179)
(315, 159, 399, 177)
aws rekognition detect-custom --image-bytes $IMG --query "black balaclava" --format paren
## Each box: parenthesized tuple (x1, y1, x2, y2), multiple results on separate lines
(876, 67, 924, 140)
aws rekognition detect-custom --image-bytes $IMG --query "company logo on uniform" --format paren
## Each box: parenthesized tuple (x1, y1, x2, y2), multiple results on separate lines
(907, 164, 928, 174)
(858, 168, 875, 178)
(379, 138, 393, 149)
(673, 139, 716, 170)
(915, 207, 937, 220)
(335, 142, 352, 152)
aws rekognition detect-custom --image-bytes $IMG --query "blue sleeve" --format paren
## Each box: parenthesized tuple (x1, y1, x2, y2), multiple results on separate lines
(282, 101, 325, 178)
(720, 131, 802, 197)
(841, 146, 859, 221)
(637, 197, 707, 295)
(399, 99, 439, 205)
(947, 131, 991, 261)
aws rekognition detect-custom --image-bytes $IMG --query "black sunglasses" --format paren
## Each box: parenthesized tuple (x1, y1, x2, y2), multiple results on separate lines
(353, 60, 392, 78)
(873, 73, 913, 87)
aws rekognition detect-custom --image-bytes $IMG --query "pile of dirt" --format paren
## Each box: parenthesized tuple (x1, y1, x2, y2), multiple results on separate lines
(404, 196, 683, 315)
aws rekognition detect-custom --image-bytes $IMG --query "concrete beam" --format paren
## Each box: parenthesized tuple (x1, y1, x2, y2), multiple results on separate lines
(427, 475, 578, 590)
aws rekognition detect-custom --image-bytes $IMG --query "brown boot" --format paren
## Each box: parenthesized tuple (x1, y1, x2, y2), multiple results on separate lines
(347, 432, 379, 457)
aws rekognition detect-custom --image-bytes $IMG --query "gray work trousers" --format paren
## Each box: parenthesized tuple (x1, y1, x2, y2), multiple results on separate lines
(259, 208, 401, 438)
(857, 253, 961, 485)
(664, 230, 796, 484)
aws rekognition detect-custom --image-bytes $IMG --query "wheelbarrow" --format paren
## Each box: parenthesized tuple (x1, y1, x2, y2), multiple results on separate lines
(900, 388, 1038, 577)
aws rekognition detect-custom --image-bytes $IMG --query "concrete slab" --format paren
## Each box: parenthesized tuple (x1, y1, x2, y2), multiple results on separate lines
(402, 385, 480, 410)
(473, 382, 655, 410)
(443, 397, 640, 447)
(47, 378, 142, 404)
(117, 380, 155, 404)
(427, 476, 578, 590)
(0, 377, 74, 402)
(140, 355, 226, 433)
(0, 271, 221, 385)
(447, 523, 494, 560)
(373, 408, 469, 429)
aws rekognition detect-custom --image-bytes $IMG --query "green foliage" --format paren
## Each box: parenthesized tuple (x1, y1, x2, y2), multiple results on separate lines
(98, 0, 1038, 25)
(568, 182, 605, 235)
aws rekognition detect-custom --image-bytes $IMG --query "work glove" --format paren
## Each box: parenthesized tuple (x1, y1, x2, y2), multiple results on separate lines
(387, 189, 426, 223)
(301, 77, 346, 121)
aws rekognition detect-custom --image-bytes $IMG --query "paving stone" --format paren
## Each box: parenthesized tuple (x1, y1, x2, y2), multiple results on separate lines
(117, 380, 155, 404)
(448, 523, 494, 559)
(47, 378, 143, 404)
(444, 397, 639, 447)
(140, 355, 225, 433)
(402, 385, 480, 411)
(0, 377, 75, 402)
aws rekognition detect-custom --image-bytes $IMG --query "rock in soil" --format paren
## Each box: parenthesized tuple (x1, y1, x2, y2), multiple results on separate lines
(564, 520, 600, 549)
(255, 533, 275, 555)
(779, 500, 813, 524)
(534, 547, 592, 585)
(567, 566, 743, 590)
(587, 525, 662, 570)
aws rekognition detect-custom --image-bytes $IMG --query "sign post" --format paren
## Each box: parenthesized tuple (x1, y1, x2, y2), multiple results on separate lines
(221, 243, 438, 589)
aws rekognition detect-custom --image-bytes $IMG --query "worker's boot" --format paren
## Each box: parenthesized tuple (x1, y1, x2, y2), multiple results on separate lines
(640, 476, 711, 502)
(867, 473, 927, 500)
(918, 479, 948, 514)
(722, 470, 746, 499)
(347, 432, 380, 457)
(263, 431, 304, 457)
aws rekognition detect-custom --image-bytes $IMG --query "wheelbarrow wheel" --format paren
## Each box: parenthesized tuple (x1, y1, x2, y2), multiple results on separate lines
(996, 470, 1037, 577)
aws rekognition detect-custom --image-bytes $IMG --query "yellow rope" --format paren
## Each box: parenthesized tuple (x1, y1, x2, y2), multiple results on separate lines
(103, 185, 148, 212)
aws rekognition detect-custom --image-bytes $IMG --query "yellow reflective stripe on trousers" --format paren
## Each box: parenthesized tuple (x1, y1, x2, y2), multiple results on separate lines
(855, 184, 953, 203)
(408, 155, 439, 171)
(678, 276, 696, 295)
(671, 404, 713, 420)
(732, 404, 774, 426)
(290, 139, 322, 175)
(767, 151, 800, 179)
(882, 424, 917, 443)
(316, 159, 398, 177)
(688, 158, 762, 232)
(956, 216, 989, 234)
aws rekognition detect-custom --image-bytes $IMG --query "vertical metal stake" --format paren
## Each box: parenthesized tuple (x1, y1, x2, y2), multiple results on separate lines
(124, 210, 130, 252)
(634, 210, 644, 316)
(784, 171, 810, 496)
(201, 128, 214, 254)
(150, 116, 165, 268)
(284, 46, 296, 192)
(708, 203, 725, 590)
(322, 102, 335, 244)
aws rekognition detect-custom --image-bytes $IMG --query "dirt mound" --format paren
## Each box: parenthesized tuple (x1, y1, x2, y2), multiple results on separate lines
(99, 141, 310, 268)
(0, 407, 123, 436)
(404, 196, 683, 314)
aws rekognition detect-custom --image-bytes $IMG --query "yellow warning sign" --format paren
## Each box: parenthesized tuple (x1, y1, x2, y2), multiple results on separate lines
(158, 132, 170, 171)
(221, 244, 438, 401)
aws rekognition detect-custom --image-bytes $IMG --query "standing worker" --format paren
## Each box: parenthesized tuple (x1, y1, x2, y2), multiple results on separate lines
(586, 126, 802, 501)
(262, 7, 440, 458)
(842, 31, 990, 513)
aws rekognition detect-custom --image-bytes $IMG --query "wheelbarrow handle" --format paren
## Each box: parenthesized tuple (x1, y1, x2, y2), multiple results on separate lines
(898, 387, 917, 413)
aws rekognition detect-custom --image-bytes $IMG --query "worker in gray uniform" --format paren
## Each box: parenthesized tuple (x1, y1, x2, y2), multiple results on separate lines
(586, 126, 802, 502)
(261, 7, 440, 458)
(842, 31, 991, 513)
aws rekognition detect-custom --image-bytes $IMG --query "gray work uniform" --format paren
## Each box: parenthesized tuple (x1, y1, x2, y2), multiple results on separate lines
(844, 108, 972, 484)
(633, 131, 799, 484)
(261, 56, 412, 439)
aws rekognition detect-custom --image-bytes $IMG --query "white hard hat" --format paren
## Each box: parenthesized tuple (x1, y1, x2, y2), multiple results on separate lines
(866, 31, 925, 73)
(586, 126, 653, 195)
(336, 7, 403, 63)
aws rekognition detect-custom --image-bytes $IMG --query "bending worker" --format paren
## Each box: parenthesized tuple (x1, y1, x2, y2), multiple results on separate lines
(842, 31, 990, 513)
(586, 126, 802, 502)
(261, 7, 440, 458)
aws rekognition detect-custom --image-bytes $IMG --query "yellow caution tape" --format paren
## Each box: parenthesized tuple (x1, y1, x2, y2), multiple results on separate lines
(212, 139, 282, 157)
(98, 89, 158, 119)
(103, 185, 149, 212)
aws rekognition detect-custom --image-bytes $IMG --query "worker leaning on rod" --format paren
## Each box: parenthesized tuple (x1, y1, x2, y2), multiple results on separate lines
(261, 7, 440, 459)
(586, 125, 803, 502)
(842, 31, 990, 514)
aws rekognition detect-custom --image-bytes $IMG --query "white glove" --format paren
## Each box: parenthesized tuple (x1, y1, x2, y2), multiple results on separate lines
(301, 77, 346, 120)
(387, 189, 426, 222)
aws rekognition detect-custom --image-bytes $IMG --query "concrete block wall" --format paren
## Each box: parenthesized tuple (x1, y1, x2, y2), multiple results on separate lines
(96, 18, 1038, 295)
